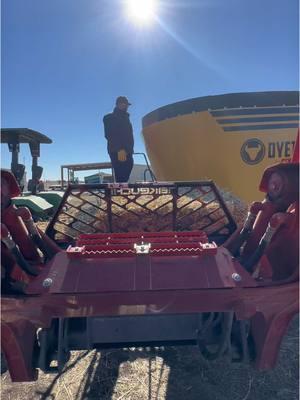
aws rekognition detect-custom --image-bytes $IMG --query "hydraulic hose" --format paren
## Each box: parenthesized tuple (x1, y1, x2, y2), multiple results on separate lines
(15, 207, 57, 260)
(242, 213, 286, 272)
(1, 223, 39, 276)
(228, 202, 263, 257)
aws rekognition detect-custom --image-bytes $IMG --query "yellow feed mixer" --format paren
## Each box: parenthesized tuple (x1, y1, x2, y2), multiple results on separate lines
(142, 91, 299, 202)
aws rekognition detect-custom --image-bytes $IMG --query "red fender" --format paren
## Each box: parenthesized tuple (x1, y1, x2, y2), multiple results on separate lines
(263, 203, 299, 281)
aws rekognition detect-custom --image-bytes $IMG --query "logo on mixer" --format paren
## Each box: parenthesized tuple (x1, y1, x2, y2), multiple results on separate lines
(240, 138, 265, 165)
(111, 187, 171, 196)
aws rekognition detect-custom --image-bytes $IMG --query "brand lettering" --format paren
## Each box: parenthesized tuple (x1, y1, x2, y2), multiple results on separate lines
(111, 187, 171, 196)
(268, 141, 295, 159)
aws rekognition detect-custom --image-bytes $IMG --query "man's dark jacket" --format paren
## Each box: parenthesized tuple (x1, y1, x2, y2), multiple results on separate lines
(103, 108, 134, 154)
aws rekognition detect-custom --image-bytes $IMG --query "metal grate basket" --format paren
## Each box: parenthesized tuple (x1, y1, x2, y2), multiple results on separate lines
(46, 181, 237, 244)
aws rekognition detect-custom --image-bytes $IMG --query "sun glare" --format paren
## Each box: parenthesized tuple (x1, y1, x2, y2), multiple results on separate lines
(126, 0, 157, 24)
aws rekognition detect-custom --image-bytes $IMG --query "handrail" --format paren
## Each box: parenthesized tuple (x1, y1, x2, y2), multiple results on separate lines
(133, 152, 156, 182)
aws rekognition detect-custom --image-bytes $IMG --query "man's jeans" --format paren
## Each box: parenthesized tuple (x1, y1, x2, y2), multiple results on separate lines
(109, 152, 134, 182)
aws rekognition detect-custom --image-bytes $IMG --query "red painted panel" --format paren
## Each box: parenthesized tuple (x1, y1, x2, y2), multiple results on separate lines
(27, 246, 256, 295)
(54, 257, 135, 293)
(26, 252, 135, 294)
(150, 255, 210, 289)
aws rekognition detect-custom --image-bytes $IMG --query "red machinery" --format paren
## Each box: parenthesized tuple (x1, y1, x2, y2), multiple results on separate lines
(1, 142, 299, 382)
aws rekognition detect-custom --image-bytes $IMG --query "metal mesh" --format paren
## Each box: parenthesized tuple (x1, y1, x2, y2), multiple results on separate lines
(46, 182, 236, 242)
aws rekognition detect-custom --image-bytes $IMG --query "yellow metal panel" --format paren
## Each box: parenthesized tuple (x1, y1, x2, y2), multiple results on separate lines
(143, 111, 298, 202)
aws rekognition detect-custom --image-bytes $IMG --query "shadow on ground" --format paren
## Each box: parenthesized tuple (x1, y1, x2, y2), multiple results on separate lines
(1, 316, 299, 400)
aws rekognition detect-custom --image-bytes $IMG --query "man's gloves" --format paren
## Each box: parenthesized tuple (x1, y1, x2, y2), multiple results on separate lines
(117, 149, 127, 162)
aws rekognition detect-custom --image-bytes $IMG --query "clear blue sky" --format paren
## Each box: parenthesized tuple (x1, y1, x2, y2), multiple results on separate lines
(1, 0, 299, 179)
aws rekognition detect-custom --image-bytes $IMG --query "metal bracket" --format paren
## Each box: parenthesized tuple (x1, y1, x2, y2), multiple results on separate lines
(134, 242, 151, 255)
(66, 245, 85, 258)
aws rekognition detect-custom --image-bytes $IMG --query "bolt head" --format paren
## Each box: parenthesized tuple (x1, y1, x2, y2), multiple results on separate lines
(232, 273, 242, 282)
(43, 278, 53, 288)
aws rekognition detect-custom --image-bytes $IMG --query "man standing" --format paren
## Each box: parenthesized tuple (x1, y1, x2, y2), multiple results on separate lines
(103, 96, 134, 182)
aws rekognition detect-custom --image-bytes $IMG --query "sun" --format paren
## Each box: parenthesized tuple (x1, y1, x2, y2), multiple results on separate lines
(126, 0, 157, 24)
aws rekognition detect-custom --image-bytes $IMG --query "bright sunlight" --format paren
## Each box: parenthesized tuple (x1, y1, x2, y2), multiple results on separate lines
(126, 0, 157, 25)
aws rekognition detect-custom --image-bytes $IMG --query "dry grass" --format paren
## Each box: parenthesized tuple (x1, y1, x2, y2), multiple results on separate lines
(1, 317, 298, 400)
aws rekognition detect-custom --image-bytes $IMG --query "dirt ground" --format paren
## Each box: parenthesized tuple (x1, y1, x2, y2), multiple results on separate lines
(1, 316, 298, 400)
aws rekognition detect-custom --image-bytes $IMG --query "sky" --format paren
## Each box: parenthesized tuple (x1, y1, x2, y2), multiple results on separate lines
(1, 0, 299, 179)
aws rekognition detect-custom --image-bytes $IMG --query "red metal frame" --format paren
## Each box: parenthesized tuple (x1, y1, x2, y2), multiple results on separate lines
(1, 142, 299, 382)
(2, 281, 298, 381)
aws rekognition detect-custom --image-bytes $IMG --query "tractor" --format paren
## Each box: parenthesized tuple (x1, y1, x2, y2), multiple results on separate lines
(1, 128, 64, 219)
(0, 136, 298, 382)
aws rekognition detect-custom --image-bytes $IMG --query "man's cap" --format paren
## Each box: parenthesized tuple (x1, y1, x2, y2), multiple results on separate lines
(116, 96, 132, 106)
